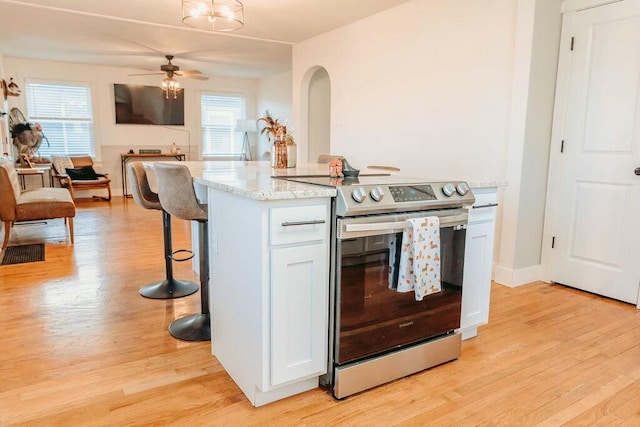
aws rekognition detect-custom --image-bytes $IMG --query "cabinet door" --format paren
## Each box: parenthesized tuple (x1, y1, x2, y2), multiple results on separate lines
(271, 243, 328, 386)
(461, 212, 496, 332)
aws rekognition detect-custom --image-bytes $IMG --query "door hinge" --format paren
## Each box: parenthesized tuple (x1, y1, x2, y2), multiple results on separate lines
(552, 236, 556, 248)
(570, 37, 574, 51)
(561, 140, 564, 153)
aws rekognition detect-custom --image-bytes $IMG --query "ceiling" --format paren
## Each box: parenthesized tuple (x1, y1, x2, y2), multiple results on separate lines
(0, 0, 411, 79)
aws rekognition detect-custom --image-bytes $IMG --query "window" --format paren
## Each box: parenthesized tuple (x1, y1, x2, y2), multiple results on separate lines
(201, 94, 245, 157)
(26, 82, 95, 157)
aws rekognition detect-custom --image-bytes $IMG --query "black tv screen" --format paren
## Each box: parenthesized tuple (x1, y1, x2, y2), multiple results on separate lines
(114, 83, 184, 125)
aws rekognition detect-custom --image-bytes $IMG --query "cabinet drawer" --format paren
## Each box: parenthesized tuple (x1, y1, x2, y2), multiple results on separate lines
(270, 205, 328, 246)
(470, 189, 498, 223)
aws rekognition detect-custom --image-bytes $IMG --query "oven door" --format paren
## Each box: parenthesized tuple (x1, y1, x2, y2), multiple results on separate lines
(334, 208, 468, 365)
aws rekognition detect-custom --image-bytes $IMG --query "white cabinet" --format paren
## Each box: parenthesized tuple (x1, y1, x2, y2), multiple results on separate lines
(271, 243, 327, 385)
(460, 187, 497, 340)
(208, 188, 330, 407)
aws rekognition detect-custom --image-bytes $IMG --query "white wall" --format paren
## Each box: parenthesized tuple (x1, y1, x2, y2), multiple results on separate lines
(256, 70, 292, 160)
(293, 0, 516, 181)
(4, 56, 260, 195)
(494, 0, 562, 287)
(292, 0, 563, 287)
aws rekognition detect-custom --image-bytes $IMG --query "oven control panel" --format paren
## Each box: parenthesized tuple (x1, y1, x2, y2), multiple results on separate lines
(336, 181, 475, 216)
(389, 185, 437, 202)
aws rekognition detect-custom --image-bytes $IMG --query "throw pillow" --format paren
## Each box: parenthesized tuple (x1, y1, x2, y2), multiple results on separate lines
(65, 166, 99, 180)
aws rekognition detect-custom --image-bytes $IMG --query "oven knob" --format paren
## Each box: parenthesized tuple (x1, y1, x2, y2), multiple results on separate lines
(370, 186, 384, 202)
(456, 182, 470, 196)
(442, 183, 456, 197)
(351, 187, 368, 203)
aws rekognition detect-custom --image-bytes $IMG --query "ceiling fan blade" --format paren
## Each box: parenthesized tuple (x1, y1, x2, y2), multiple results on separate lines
(178, 70, 203, 77)
(175, 70, 209, 81)
(128, 72, 164, 76)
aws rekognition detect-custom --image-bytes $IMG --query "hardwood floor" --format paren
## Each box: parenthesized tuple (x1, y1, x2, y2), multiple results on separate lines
(0, 197, 639, 426)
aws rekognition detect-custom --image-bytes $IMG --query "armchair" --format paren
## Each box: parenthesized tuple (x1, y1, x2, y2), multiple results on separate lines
(0, 159, 75, 249)
(51, 155, 111, 201)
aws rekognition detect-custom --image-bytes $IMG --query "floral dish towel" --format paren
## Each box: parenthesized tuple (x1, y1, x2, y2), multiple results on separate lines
(397, 217, 441, 301)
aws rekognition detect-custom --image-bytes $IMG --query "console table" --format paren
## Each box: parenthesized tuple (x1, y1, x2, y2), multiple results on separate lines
(120, 153, 186, 197)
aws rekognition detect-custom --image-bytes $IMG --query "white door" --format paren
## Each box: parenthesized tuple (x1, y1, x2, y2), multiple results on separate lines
(550, 0, 640, 304)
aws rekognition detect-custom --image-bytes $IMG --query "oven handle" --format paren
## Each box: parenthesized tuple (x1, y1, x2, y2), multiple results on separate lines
(343, 214, 466, 234)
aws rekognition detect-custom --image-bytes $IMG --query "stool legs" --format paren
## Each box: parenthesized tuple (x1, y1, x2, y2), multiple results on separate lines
(169, 220, 211, 341)
(139, 211, 199, 299)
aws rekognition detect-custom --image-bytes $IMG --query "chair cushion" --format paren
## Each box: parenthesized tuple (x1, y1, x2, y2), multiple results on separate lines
(66, 166, 99, 180)
(16, 188, 76, 221)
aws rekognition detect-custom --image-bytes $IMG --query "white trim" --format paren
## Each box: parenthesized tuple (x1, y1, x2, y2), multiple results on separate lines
(540, 10, 576, 289)
(493, 264, 544, 288)
(561, 0, 623, 13)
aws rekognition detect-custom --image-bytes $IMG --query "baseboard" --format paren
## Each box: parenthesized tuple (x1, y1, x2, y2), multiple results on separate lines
(493, 264, 542, 287)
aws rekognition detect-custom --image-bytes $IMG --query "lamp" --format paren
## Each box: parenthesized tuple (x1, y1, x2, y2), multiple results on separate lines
(182, 0, 244, 32)
(161, 74, 180, 99)
(235, 119, 256, 161)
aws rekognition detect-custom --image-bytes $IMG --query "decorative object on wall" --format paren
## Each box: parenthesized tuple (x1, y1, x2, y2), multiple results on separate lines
(235, 119, 256, 161)
(7, 78, 21, 96)
(128, 55, 209, 99)
(1, 78, 21, 99)
(182, 0, 244, 31)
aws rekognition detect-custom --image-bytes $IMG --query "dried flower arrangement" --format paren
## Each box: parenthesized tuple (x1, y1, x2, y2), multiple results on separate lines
(258, 111, 296, 168)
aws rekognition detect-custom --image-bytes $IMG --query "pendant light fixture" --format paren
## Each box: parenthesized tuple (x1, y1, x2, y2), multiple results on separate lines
(182, 0, 244, 32)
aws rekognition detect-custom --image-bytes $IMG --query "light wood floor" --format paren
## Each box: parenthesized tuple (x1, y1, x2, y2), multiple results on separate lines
(0, 197, 639, 426)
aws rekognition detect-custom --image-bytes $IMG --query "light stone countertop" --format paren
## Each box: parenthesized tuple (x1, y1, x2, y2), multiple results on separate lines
(151, 160, 506, 201)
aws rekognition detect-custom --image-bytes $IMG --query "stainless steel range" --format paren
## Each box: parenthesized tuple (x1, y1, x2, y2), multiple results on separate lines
(278, 175, 475, 399)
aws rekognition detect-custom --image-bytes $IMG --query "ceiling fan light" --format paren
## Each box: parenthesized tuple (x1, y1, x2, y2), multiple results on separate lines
(182, 0, 244, 32)
(160, 76, 180, 99)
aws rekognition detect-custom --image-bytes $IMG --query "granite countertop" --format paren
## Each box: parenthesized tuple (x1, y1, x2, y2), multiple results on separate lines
(181, 161, 337, 201)
(154, 160, 506, 201)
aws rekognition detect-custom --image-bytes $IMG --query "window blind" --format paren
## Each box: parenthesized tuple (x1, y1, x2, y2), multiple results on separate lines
(201, 94, 245, 157)
(26, 82, 95, 157)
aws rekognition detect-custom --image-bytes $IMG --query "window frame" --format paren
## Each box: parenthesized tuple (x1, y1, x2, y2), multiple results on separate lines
(200, 91, 247, 159)
(24, 79, 99, 159)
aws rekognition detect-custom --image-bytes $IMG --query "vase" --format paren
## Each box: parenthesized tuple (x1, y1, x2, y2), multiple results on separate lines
(286, 137, 297, 168)
(271, 135, 288, 169)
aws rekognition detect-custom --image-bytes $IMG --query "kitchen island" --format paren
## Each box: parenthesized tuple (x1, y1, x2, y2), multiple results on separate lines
(168, 161, 502, 406)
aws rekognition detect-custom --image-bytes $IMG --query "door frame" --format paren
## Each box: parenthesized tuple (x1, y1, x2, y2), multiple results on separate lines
(541, 0, 639, 308)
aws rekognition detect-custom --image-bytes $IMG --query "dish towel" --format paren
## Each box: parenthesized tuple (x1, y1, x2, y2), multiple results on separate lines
(397, 217, 441, 301)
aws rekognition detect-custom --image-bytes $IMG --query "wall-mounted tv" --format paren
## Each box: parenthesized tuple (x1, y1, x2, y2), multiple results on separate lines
(114, 83, 184, 125)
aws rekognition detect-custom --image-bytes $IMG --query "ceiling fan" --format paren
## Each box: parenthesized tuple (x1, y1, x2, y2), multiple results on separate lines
(129, 55, 209, 81)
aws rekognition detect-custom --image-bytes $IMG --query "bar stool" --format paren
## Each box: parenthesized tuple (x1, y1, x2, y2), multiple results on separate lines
(154, 162, 211, 342)
(127, 162, 199, 299)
